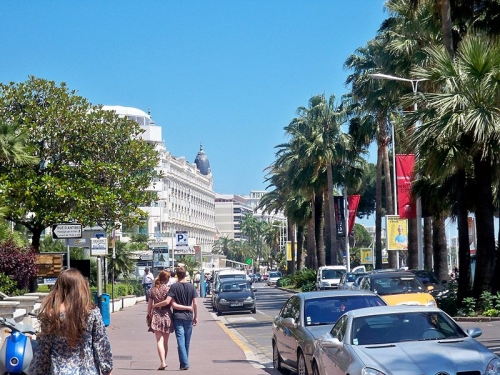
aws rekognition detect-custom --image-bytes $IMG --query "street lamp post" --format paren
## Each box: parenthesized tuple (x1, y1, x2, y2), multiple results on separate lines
(368, 73, 427, 270)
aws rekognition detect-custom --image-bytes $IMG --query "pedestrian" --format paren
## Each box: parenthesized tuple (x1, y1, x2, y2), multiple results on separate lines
(147, 270, 193, 370)
(194, 271, 201, 289)
(142, 267, 154, 302)
(154, 266, 198, 371)
(29, 268, 113, 374)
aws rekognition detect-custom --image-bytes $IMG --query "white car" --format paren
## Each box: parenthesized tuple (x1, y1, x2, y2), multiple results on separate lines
(312, 305, 498, 375)
(267, 271, 282, 286)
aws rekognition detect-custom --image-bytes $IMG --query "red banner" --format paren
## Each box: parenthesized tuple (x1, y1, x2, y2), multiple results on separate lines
(396, 154, 416, 219)
(347, 195, 360, 236)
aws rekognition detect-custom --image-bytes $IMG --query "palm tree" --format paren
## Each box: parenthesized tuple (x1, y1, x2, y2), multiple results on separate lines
(409, 34, 500, 298)
(212, 236, 233, 256)
(0, 120, 39, 218)
(107, 240, 135, 281)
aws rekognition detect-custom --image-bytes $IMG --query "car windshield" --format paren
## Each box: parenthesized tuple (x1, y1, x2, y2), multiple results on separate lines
(270, 272, 282, 278)
(322, 269, 346, 279)
(345, 273, 359, 282)
(372, 276, 425, 295)
(351, 311, 467, 345)
(414, 271, 440, 285)
(304, 296, 385, 326)
(220, 281, 251, 292)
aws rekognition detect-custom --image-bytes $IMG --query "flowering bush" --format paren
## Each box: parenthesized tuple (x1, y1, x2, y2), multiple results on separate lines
(0, 240, 38, 290)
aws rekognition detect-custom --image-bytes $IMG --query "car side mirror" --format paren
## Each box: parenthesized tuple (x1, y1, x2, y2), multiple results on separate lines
(282, 317, 297, 329)
(427, 285, 435, 291)
(320, 337, 342, 349)
(466, 327, 482, 338)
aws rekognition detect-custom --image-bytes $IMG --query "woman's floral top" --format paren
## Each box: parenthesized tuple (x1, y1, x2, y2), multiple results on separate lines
(29, 307, 113, 374)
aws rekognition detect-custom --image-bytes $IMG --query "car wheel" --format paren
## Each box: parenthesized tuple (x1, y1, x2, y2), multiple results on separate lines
(297, 351, 308, 375)
(273, 341, 284, 372)
(212, 304, 217, 312)
(251, 306, 256, 314)
(217, 308, 222, 316)
(312, 361, 320, 375)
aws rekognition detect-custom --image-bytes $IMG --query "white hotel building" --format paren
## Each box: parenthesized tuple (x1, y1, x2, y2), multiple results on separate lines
(103, 106, 216, 257)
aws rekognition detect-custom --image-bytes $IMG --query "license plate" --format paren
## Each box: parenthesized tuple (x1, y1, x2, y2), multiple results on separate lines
(230, 303, 243, 307)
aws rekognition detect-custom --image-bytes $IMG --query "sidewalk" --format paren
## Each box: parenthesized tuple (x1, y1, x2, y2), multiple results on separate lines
(107, 297, 275, 374)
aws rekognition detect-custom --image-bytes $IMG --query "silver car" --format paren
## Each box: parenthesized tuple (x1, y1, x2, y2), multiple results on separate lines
(312, 305, 499, 375)
(272, 290, 386, 375)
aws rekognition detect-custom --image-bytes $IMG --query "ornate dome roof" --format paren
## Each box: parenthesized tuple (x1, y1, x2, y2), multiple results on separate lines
(194, 144, 211, 175)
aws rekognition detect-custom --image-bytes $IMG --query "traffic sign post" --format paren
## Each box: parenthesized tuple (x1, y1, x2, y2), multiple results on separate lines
(91, 238, 108, 257)
(52, 224, 82, 239)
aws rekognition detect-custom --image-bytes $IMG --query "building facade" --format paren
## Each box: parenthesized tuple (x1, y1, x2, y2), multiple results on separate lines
(214, 194, 253, 240)
(102, 106, 216, 257)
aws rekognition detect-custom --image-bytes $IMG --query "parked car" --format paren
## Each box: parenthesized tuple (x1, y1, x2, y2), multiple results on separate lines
(338, 272, 369, 290)
(358, 271, 437, 306)
(272, 290, 386, 375)
(267, 271, 282, 286)
(214, 279, 257, 315)
(255, 273, 262, 282)
(211, 272, 247, 309)
(409, 269, 449, 298)
(312, 305, 498, 375)
(316, 266, 366, 290)
(262, 274, 269, 281)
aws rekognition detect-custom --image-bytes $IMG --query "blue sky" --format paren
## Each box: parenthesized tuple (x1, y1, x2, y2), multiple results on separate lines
(1, 1, 386, 198)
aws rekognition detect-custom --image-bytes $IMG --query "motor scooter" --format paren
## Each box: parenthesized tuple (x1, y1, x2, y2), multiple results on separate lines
(0, 317, 37, 375)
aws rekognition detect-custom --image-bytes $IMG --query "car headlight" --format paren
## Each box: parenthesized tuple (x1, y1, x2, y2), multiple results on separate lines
(219, 298, 227, 303)
(245, 296, 254, 302)
(362, 368, 387, 375)
(486, 358, 500, 374)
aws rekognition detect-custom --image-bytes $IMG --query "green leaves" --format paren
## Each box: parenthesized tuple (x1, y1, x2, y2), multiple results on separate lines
(0, 77, 159, 249)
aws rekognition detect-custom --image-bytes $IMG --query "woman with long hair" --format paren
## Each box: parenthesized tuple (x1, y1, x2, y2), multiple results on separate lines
(147, 270, 192, 370)
(29, 268, 113, 374)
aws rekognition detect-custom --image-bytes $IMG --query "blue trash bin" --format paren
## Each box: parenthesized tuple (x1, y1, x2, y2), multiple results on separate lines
(98, 293, 111, 327)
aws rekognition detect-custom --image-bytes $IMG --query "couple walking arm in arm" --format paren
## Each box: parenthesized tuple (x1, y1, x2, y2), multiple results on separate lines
(154, 266, 198, 370)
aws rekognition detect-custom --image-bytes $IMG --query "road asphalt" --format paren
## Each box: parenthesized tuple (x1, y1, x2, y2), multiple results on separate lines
(106, 297, 276, 375)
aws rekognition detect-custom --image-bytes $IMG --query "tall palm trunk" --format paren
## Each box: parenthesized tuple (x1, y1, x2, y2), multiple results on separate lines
(315, 191, 326, 267)
(296, 225, 304, 270)
(380, 118, 396, 268)
(307, 206, 317, 269)
(456, 170, 472, 303)
(324, 182, 332, 265)
(432, 216, 448, 281)
(375, 145, 383, 269)
(438, 0, 454, 58)
(472, 156, 496, 299)
(408, 219, 418, 269)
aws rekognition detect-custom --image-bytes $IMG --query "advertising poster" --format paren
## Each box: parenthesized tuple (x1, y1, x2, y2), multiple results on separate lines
(360, 248, 373, 264)
(386, 215, 408, 251)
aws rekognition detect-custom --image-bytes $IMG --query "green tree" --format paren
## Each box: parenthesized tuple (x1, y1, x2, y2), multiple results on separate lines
(212, 236, 233, 256)
(409, 34, 500, 298)
(107, 240, 135, 281)
(0, 77, 159, 252)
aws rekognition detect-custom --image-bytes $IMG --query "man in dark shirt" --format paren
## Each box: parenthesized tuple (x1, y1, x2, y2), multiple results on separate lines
(167, 266, 198, 370)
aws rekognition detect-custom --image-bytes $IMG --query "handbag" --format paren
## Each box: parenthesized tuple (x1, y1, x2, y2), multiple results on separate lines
(146, 312, 154, 332)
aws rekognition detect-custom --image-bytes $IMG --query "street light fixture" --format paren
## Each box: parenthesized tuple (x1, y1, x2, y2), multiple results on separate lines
(368, 72, 427, 270)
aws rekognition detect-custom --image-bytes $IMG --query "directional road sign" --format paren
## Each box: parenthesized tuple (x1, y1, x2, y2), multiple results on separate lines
(91, 238, 108, 256)
(52, 224, 82, 239)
